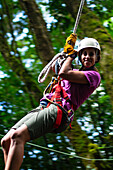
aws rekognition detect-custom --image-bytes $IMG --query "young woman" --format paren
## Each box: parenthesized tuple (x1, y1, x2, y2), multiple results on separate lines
(1, 35, 101, 170)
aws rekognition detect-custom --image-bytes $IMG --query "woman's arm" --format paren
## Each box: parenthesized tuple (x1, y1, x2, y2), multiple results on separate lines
(59, 57, 89, 84)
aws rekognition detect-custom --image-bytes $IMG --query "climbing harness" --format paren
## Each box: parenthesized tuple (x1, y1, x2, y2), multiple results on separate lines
(38, 0, 85, 83)
(42, 76, 75, 129)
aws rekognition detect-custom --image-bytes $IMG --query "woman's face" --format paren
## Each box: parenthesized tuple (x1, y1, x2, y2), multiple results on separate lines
(81, 48, 97, 68)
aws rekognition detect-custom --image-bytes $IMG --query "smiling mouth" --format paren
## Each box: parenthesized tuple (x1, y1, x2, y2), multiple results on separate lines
(84, 60, 91, 63)
(84, 60, 92, 66)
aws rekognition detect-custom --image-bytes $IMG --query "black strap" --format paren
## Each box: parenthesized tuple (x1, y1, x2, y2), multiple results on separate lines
(55, 60, 59, 75)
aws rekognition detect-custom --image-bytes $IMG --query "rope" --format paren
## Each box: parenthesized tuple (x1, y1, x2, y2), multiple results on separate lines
(73, 0, 85, 34)
(0, 134, 113, 161)
(38, 0, 85, 83)
(38, 51, 67, 83)
(26, 142, 113, 161)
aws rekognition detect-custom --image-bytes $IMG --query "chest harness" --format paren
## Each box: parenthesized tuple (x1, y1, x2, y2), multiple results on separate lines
(42, 76, 75, 129)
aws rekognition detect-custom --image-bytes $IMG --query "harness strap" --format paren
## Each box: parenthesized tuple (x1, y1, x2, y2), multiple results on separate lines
(48, 80, 74, 128)
(47, 81, 63, 128)
(43, 77, 75, 129)
(54, 106, 62, 128)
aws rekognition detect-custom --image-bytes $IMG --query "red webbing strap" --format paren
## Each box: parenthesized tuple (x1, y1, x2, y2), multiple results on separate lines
(47, 80, 72, 129)
(52, 82, 63, 128)
(61, 86, 70, 101)
(53, 106, 63, 128)
(47, 81, 63, 129)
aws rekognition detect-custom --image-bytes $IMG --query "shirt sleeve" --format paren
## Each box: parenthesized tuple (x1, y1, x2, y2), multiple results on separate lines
(83, 71, 101, 88)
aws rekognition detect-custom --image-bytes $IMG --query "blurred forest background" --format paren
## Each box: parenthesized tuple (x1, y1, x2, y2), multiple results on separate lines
(0, 0, 113, 169)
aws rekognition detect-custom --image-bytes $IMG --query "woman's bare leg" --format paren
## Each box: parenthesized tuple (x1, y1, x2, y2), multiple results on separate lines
(1, 129, 16, 165)
(2, 124, 30, 170)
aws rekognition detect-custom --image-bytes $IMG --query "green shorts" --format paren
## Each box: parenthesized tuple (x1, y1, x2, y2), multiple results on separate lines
(12, 104, 70, 140)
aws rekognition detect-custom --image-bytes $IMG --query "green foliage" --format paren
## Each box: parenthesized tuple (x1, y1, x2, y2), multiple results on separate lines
(88, 143, 98, 154)
(87, 0, 113, 38)
(41, 0, 75, 53)
(0, 0, 113, 169)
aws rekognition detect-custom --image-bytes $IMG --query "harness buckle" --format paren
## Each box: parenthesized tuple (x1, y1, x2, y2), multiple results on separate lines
(67, 109, 74, 122)
(54, 97, 62, 102)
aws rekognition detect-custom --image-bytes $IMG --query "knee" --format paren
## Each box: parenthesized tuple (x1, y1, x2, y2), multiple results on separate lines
(1, 137, 9, 149)
(1, 137, 5, 148)
(10, 131, 23, 145)
(1, 129, 16, 149)
(10, 126, 29, 145)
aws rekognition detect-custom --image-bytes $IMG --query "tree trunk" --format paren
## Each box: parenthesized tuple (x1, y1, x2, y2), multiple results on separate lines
(0, 33, 42, 105)
(19, 0, 55, 66)
(64, 118, 109, 170)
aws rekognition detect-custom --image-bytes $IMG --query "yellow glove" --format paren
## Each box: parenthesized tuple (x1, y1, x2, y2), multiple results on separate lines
(64, 33, 77, 56)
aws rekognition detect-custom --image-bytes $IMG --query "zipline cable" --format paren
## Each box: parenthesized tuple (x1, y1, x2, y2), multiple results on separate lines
(0, 134, 113, 161)
(73, 0, 85, 33)
(38, 0, 85, 83)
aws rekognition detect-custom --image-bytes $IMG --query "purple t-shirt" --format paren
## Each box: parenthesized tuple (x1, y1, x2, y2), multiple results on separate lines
(60, 69, 101, 110)
(41, 69, 101, 119)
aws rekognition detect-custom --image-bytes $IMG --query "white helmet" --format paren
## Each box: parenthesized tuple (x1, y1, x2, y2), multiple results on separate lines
(78, 38, 100, 51)
(78, 38, 101, 62)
